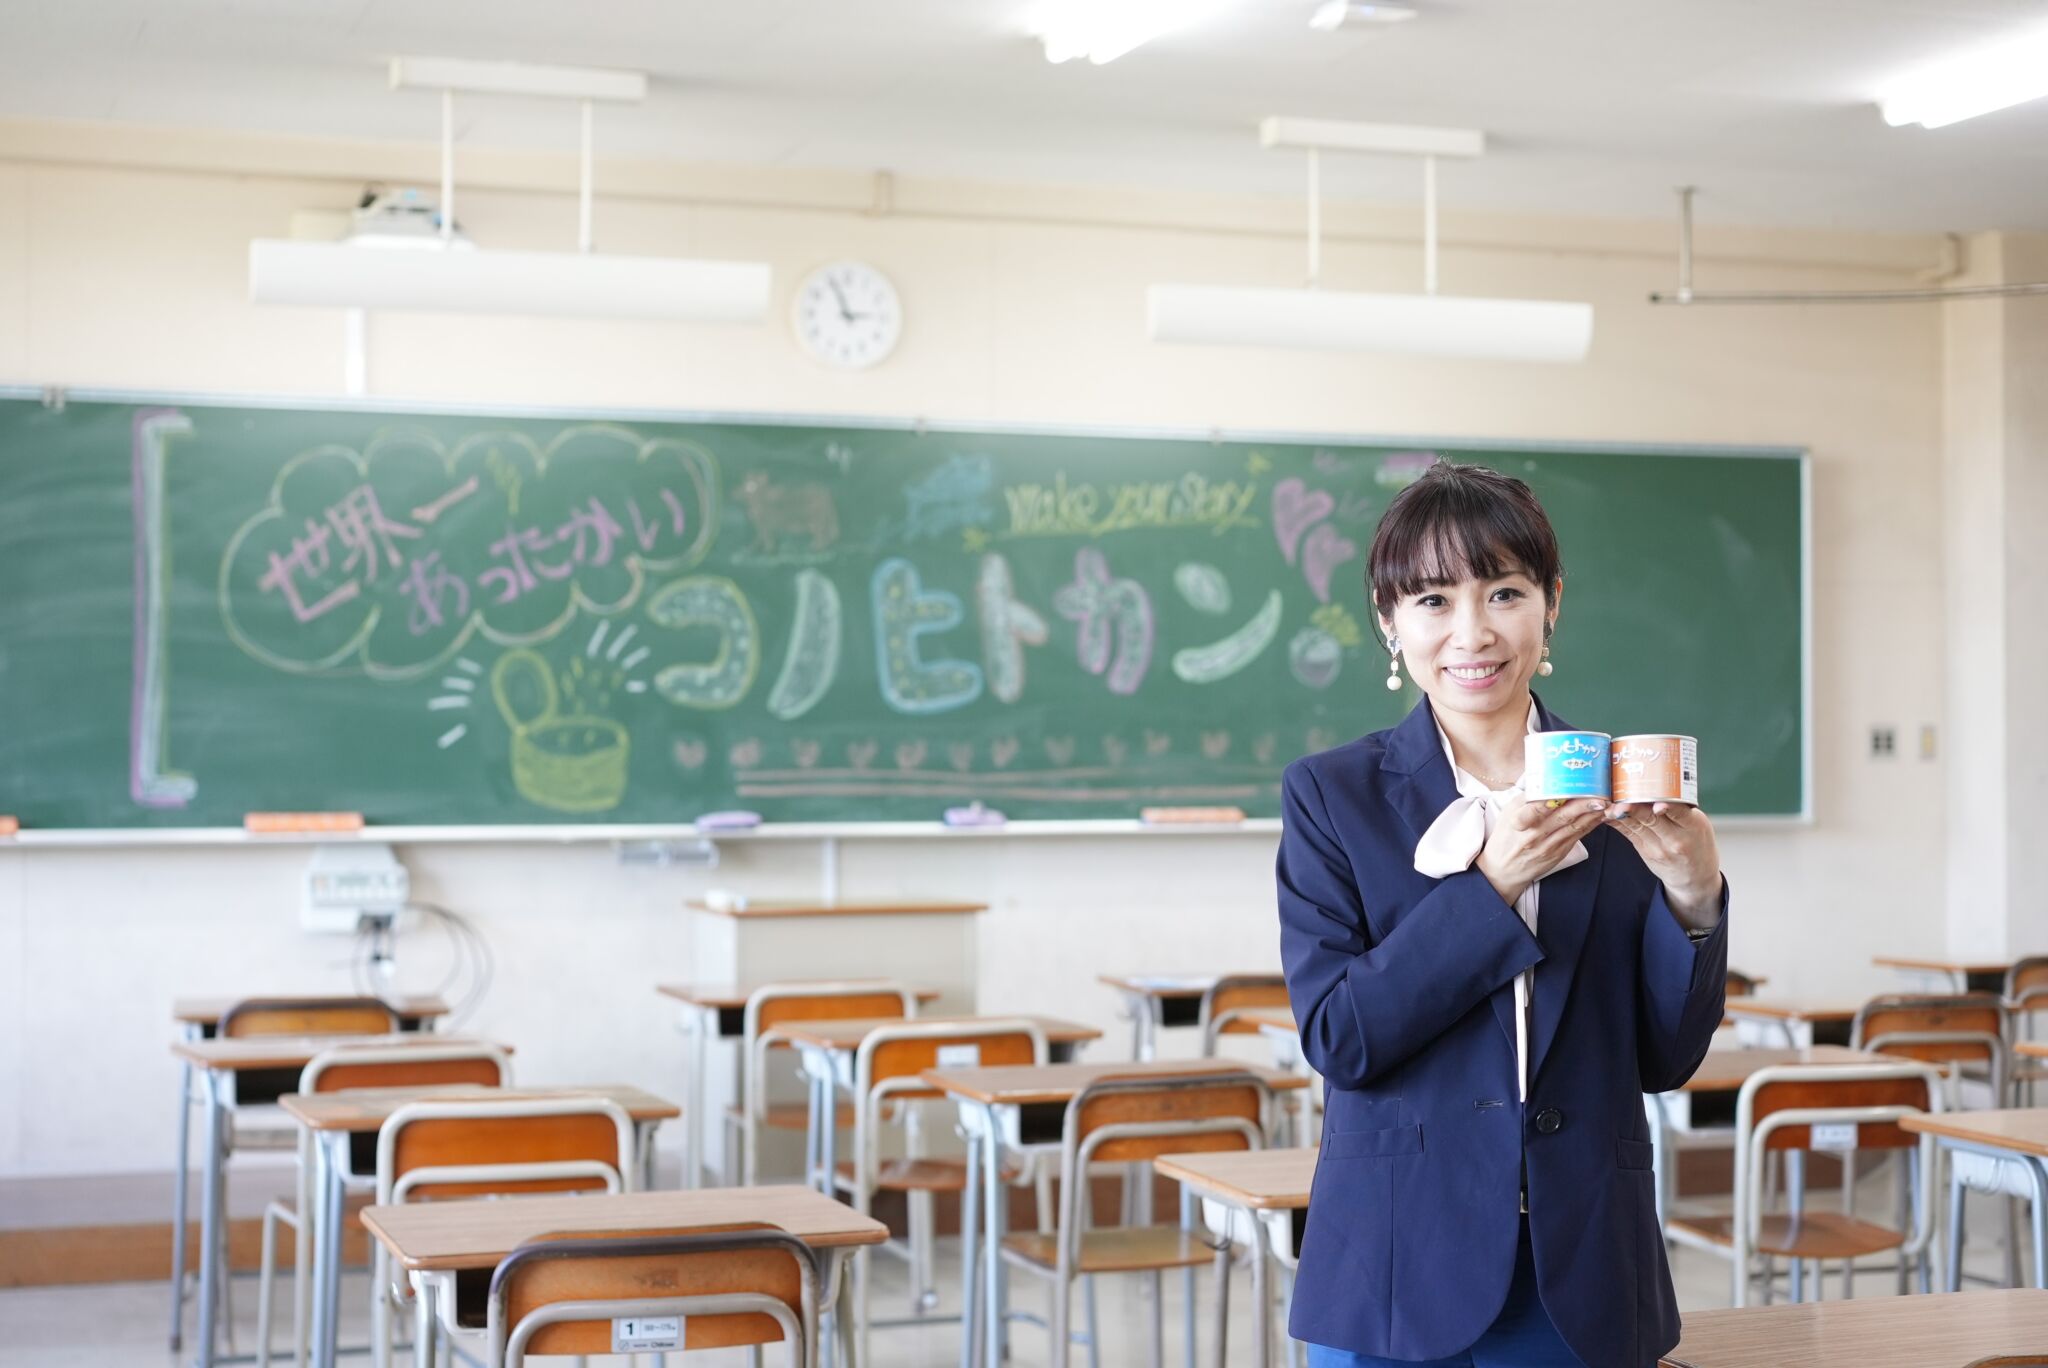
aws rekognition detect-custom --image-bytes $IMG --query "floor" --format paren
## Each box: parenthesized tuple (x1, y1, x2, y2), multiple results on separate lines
(0, 1186, 2028, 1368)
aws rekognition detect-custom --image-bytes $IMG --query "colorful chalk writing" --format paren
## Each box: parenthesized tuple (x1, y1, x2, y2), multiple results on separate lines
(1001, 470, 1260, 540)
(872, 558, 984, 715)
(1054, 548, 1154, 695)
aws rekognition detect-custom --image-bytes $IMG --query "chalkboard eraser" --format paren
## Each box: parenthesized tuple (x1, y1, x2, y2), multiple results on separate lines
(245, 811, 365, 834)
(694, 810, 763, 831)
(943, 802, 1007, 828)
(0, 816, 17, 837)
(1140, 806, 1247, 825)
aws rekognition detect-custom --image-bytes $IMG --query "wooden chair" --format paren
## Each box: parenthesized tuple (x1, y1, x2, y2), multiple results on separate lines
(734, 982, 919, 1185)
(1726, 970, 1762, 998)
(486, 1225, 822, 1368)
(256, 1043, 512, 1368)
(378, 1097, 638, 1368)
(1666, 1060, 1942, 1307)
(829, 1019, 1045, 1367)
(1001, 1071, 1272, 1368)
(1962, 1357, 2048, 1367)
(2005, 958, 2048, 1104)
(1196, 976, 1290, 1056)
(219, 997, 402, 1039)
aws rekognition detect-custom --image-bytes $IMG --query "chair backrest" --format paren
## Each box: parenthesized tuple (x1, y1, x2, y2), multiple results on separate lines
(1851, 993, 2009, 1098)
(1733, 1062, 1942, 1245)
(1725, 970, 1761, 997)
(487, 1225, 817, 1368)
(2007, 956, 2048, 1007)
(746, 981, 920, 1042)
(1198, 975, 1291, 1052)
(300, 1043, 511, 1095)
(377, 1097, 637, 1204)
(220, 995, 400, 1038)
(852, 1018, 1046, 1128)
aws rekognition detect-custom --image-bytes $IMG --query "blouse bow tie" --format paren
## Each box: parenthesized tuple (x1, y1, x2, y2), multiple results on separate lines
(1413, 788, 1586, 1101)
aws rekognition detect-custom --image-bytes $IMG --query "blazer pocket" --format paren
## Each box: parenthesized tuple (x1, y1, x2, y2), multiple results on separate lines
(1616, 1137, 1655, 1171)
(1321, 1124, 1424, 1160)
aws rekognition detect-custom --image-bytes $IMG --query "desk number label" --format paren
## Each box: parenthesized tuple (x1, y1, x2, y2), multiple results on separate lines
(1810, 1123, 1858, 1152)
(936, 1043, 982, 1068)
(613, 1317, 682, 1351)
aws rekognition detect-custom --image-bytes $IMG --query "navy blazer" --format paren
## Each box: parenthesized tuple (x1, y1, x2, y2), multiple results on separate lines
(1276, 696, 1727, 1368)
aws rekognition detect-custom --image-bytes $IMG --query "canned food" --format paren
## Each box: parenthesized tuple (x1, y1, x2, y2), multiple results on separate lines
(1610, 735, 1698, 805)
(1524, 731, 1612, 802)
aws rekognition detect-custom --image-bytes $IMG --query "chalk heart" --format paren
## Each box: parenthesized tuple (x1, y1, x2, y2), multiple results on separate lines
(1144, 730, 1171, 757)
(896, 740, 929, 771)
(729, 739, 763, 769)
(1201, 731, 1232, 760)
(792, 739, 822, 769)
(674, 739, 707, 771)
(949, 742, 976, 772)
(1102, 735, 1128, 766)
(991, 737, 1021, 769)
(1272, 478, 1336, 566)
(1253, 734, 1277, 765)
(1045, 736, 1077, 766)
(1301, 522, 1359, 605)
(848, 740, 879, 770)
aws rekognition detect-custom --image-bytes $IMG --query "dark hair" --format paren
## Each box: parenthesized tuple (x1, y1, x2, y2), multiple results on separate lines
(1365, 460, 1563, 624)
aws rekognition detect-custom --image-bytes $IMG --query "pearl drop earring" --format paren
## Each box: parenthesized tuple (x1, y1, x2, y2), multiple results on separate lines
(1538, 627, 1554, 677)
(1386, 636, 1404, 692)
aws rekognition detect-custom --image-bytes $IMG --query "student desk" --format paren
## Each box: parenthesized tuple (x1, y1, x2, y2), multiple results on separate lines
(1153, 1147, 1316, 1368)
(1651, 1046, 1886, 1235)
(282, 1082, 677, 1368)
(1899, 1108, 2048, 1292)
(1659, 1288, 2048, 1367)
(777, 1015, 1102, 1196)
(167, 1033, 498, 1368)
(1097, 974, 1221, 1060)
(362, 1185, 888, 1368)
(166, 996, 448, 1353)
(1873, 955, 2013, 994)
(1719, 999, 1862, 1049)
(923, 1057, 1309, 1368)
(656, 980, 942, 1189)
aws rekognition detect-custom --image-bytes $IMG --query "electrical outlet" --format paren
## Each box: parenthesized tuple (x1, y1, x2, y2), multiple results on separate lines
(1870, 726, 1896, 758)
(1920, 725, 1938, 760)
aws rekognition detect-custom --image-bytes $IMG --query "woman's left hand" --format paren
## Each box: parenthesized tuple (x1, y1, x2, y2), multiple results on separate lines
(1607, 802, 1723, 928)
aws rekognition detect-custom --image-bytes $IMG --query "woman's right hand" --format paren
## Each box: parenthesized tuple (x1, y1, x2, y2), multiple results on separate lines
(1476, 796, 1608, 906)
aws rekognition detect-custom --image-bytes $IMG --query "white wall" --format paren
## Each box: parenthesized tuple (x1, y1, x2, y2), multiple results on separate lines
(0, 118, 1958, 1178)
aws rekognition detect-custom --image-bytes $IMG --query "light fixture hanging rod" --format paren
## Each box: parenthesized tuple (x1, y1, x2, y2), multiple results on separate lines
(389, 57, 646, 103)
(440, 90, 455, 243)
(1423, 155, 1438, 296)
(1306, 148, 1321, 287)
(578, 100, 594, 253)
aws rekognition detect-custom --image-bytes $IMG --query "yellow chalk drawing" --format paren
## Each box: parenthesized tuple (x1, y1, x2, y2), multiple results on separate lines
(492, 649, 629, 812)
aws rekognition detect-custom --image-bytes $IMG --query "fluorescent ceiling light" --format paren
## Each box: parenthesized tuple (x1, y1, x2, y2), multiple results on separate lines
(388, 56, 646, 103)
(1309, 2, 1417, 32)
(1879, 26, 2048, 128)
(1260, 117, 1482, 158)
(1147, 285, 1592, 363)
(1029, 0, 1232, 64)
(249, 240, 770, 323)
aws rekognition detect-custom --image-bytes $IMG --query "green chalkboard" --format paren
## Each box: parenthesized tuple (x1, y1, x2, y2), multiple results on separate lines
(0, 391, 1805, 828)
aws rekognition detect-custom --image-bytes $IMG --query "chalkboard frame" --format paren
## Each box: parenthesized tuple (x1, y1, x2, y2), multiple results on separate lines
(0, 384, 1811, 844)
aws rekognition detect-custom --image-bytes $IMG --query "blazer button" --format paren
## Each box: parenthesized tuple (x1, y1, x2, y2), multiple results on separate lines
(1534, 1108, 1564, 1135)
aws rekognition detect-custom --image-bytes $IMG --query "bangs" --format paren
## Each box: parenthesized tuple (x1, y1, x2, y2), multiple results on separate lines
(1366, 462, 1561, 615)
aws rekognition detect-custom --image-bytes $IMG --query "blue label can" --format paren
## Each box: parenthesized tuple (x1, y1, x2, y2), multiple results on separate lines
(1524, 731, 1612, 801)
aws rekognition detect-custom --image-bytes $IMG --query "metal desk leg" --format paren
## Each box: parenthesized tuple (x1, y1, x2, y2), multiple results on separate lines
(1249, 1213, 1271, 1368)
(294, 1126, 315, 1368)
(2024, 1156, 2048, 1289)
(412, 1274, 434, 1368)
(960, 1129, 981, 1368)
(171, 1056, 195, 1352)
(1946, 1144, 1966, 1294)
(684, 1006, 709, 1190)
(314, 1133, 346, 1368)
(819, 1070, 839, 1200)
(982, 1105, 1006, 1368)
(194, 1069, 224, 1368)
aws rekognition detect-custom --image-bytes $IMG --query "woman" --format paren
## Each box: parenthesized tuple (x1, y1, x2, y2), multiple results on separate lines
(1276, 461, 1728, 1368)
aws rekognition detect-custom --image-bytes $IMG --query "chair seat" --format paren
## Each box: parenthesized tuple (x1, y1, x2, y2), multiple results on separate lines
(728, 1102, 857, 1130)
(1668, 1211, 1906, 1260)
(1002, 1225, 1220, 1274)
(833, 1156, 1023, 1191)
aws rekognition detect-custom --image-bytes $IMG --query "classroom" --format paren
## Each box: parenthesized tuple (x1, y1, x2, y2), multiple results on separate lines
(1, 3, 2045, 1366)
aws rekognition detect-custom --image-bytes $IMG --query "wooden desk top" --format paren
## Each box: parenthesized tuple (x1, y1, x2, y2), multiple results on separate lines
(1678, 1047, 1887, 1094)
(775, 1015, 1104, 1051)
(1873, 955, 2012, 976)
(1660, 1288, 2048, 1367)
(1153, 1147, 1316, 1209)
(1098, 974, 1221, 999)
(280, 1084, 679, 1132)
(1720, 999, 1861, 1024)
(1243, 1008, 1299, 1033)
(686, 899, 986, 919)
(171, 1035, 506, 1072)
(922, 1057, 1307, 1106)
(2012, 1041, 2048, 1061)
(1900, 1108, 2048, 1159)
(363, 1185, 890, 1273)
(173, 995, 451, 1026)
(655, 982, 943, 1010)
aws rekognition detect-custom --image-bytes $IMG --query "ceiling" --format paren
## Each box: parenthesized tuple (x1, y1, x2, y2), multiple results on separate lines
(5, 0, 2048, 233)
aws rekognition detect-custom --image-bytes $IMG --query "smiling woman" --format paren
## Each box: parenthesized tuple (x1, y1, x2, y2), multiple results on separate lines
(1276, 459, 1729, 1368)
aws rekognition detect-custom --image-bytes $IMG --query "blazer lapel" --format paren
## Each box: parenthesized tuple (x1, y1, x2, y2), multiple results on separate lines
(1380, 697, 1521, 1052)
(1526, 691, 1601, 1087)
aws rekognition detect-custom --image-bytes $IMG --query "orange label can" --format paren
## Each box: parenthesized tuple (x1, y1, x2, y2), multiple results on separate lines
(1610, 735, 1697, 805)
